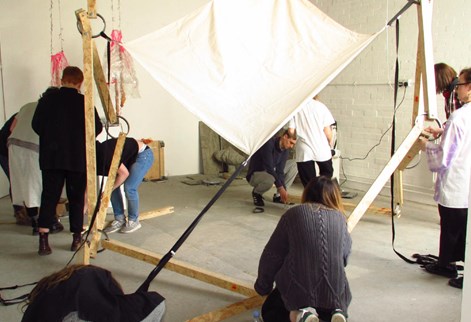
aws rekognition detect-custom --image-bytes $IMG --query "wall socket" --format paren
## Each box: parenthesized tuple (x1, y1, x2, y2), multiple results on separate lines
(398, 79, 413, 87)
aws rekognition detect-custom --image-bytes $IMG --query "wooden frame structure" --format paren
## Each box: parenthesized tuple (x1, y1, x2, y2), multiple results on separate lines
(74, 0, 437, 320)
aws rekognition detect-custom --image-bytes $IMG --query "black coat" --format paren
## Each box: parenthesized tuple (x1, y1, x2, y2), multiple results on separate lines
(32, 87, 103, 172)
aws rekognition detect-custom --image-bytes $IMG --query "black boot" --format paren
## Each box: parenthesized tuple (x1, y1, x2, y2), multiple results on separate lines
(252, 190, 264, 207)
(71, 233, 83, 252)
(38, 232, 52, 256)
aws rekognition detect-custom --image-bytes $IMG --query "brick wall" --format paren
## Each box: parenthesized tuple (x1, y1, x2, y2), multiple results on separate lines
(309, 0, 470, 204)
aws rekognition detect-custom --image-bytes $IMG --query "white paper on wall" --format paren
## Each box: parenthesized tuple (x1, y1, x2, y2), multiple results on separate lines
(124, 0, 383, 157)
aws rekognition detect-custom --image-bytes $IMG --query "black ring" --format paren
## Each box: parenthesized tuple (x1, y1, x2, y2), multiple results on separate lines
(76, 13, 106, 39)
(105, 116, 130, 138)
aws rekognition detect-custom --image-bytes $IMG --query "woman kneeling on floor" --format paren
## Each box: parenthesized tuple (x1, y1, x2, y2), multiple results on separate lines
(22, 264, 166, 322)
(255, 176, 351, 322)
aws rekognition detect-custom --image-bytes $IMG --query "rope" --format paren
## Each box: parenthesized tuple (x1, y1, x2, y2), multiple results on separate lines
(137, 160, 249, 292)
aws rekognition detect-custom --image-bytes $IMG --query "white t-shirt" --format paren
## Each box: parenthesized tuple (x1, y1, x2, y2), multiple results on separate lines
(288, 99, 335, 162)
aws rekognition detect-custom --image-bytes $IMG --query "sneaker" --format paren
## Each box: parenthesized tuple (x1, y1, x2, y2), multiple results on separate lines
(331, 309, 347, 322)
(252, 190, 264, 207)
(296, 307, 319, 322)
(448, 276, 463, 289)
(424, 263, 458, 278)
(103, 220, 126, 233)
(273, 194, 283, 203)
(120, 220, 141, 234)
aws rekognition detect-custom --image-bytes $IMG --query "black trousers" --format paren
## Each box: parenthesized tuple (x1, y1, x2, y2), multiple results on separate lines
(296, 159, 333, 187)
(437, 204, 467, 265)
(38, 169, 86, 233)
(261, 288, 335, 322)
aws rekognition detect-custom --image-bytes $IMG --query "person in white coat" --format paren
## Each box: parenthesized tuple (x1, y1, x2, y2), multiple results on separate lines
(419, 67, 471, 289)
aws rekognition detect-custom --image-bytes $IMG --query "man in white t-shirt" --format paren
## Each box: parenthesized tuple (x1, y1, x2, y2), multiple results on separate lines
(288, 96, 335, 187)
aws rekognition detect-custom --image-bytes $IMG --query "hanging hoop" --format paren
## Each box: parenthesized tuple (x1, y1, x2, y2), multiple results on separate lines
(76, 13, 106, 38)
(105, 116, 130, 138)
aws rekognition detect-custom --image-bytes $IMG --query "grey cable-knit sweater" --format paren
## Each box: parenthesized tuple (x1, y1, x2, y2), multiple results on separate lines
(255, 203, 352, 313)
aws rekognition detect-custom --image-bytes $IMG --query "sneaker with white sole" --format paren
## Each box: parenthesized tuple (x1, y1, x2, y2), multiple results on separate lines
(103, 220, 125, 233)
(331, 309, 347, 322)
(296, 307, 319, 322)
(120, 220, 141, 233)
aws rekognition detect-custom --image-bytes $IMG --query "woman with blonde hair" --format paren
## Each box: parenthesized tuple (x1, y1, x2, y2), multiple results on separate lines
(255, 176, 351, 322)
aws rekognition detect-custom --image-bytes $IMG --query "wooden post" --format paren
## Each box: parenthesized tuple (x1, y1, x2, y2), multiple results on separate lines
(89, 133, 126, 257)
(93, 41, 118, 124)
(75, 9, 97, 264)
(350, 0, 437, 231)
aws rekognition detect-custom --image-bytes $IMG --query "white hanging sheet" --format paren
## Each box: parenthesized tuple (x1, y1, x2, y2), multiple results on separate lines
(124, 0, 383, 157)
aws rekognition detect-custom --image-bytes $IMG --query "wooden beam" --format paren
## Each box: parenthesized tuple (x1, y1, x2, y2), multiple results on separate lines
(87, 0, 97, 18)
(288, 195, 391, 216)
(139, 207, 174, 221)
(347, 124, 423, 232)
(187, 295, 265, 322)
(89, 133, 126, 257)
(101, 239, 257, 297)
(75, 9, 96, 265)
(93, 41, 117, 124)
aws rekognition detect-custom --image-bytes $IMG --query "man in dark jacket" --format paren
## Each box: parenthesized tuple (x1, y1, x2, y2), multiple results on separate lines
(246, 129, 297, 209)
(32, 66, 103, 255)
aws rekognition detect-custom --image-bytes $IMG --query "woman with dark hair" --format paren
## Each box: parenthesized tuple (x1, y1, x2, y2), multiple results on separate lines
(22, 264, 166, 322)
(255, 176, 351, 322)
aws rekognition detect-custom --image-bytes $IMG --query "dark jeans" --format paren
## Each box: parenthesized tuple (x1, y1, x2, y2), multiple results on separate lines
(297, 159, 333, 187)
(438, 204, 467, 265)
(38, 169, 86, 233)
(261, 288, 335, 322)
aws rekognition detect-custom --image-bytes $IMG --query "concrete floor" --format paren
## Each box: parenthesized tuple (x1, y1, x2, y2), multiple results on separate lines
(0, 175, 463, 321)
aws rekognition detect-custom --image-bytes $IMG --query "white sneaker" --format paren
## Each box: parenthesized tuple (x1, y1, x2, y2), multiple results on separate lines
(120, 220, 141, 233)
(331, 310, 347, 322)
(296, 307, 319, 322)
(103, 220, 125, 233)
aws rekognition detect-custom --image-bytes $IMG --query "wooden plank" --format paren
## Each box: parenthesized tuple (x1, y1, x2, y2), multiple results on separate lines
(75, 9, 96, 265)
(101, 239, 257, 297)
(93, 41, 117, 124)
(288, 195, 391, 216)
(187, 295, 265, 322)
(139, 207, 174, 221)
(89, 133, 126, 257)
(347, 124, 423, 232)
(87, 0, 96, 18)
(393, 170, 403, 208)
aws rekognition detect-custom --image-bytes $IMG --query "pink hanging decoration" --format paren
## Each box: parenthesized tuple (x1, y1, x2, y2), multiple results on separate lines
(50, 51, 69, 87)
(104, 29, 140, 115)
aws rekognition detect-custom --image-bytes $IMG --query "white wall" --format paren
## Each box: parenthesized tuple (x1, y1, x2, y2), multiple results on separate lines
(310, 0, 470, 205)
(0, 0, 210, 196)
(0, 0, 469, 205)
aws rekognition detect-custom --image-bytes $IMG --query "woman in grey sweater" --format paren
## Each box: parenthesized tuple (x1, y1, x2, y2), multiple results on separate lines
(255, 176, 351, 322)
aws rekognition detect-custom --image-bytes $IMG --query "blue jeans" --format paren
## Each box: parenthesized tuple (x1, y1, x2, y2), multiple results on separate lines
(110, 147, 154, 222)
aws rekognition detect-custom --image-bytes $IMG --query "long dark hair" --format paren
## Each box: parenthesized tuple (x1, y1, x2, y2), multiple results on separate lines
(301, 176, 345, 215)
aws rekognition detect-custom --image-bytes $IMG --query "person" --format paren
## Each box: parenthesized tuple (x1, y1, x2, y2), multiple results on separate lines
(98, 137, 154, 234)
(434, 63, 462, 120)
(418, 67, 471, 290)
(0, 112, 33, 225)
(22, 264, 166, 322)
(255, 176, 351, 322)
(246, 129, 297, 209)
(288, 95, 335, 187)
(32, 66, 103, 255)
(8, 88, 64, 235)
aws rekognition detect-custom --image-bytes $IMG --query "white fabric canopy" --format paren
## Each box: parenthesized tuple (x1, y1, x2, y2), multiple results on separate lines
(124, 0, 383, 157)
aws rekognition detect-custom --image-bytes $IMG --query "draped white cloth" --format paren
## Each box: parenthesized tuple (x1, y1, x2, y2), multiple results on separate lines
(124, 0, 382, 157)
